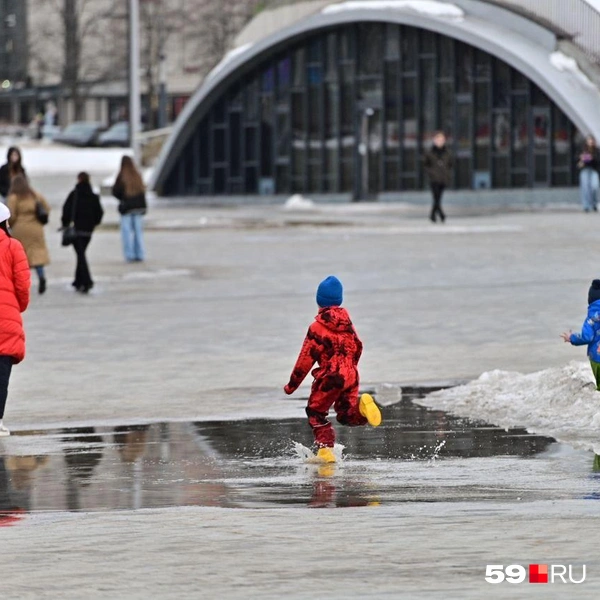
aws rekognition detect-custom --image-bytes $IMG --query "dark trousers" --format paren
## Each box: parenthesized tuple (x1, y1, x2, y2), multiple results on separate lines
(73, 235, 93, 289)
(0, 356, 13, 419)
(430, 183, 446, 222)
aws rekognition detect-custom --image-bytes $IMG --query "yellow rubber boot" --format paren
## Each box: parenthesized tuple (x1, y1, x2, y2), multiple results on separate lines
(316, 447, 336, 463)
(359, 393, 382, 427)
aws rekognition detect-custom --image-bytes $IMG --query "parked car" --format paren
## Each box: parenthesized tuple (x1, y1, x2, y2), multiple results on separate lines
(98, 121, 129, 147)
(53, 121, 106, 147)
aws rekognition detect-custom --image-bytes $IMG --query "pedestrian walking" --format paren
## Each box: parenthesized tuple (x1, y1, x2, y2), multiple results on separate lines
(577, 135, 600, 212)
(561, 279, 600, 390)
(424, 131, 453, 223)
(0, 147, 27, 200)
(6, 175, 51, 295)
(283, 276, 381, 463)
(61, 172, 104, 294)
(0, 203, 30, 437)
(112, 156, 147, 262)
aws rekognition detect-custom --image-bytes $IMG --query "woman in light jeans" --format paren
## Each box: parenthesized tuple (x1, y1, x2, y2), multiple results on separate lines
(577, 135, 600, 212)
(112, 156, 147, 262)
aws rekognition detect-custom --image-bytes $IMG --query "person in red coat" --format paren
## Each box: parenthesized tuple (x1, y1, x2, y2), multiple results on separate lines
(0, 203, 30, 437)
(284, 276, 381, 463)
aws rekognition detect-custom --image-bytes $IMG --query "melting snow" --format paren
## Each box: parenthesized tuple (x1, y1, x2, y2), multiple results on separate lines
(418, 361, 600, 454)
(549, 51, 595, 89)
(323, 0, 464, 20)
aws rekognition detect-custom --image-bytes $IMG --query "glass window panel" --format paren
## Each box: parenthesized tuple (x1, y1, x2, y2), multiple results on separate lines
(531, 85, 549, 107)
(401, 176, 417, 190)
(456, 103, 472, 151)
(552, 170, 571, 186)
(245, 77, 259, 121)
(534, 154, 548, 183)
(511, 95, 528, 167)
(262, 67, 275, 93)
(245, 167, 257, 193)
(307, 36, 322, 63)
(474, 49, 491, 79)
(213, 100, 226, 125)
(358, 77, 382, 104)
(493, 156, 509, 187)
(199, 119, 209, 177)
(492, 59, 510, 108)
(512, 172, 528, 186)
(402, 76, 417, 170)
(420, 59, 435, 145)
(456, 43, 473, 95)
(338, 27, 355, 62)
(325, 33, 338, 80)
(292, 48, 305, 87)
(276, 111, 290, 158)
(229, 80, 243, 109)
(385, 62, 399, 158)
(214, 168, 225, 193)
(385, 24, 400, 60)
(229, 112, 241, 176)
(419, 30, 435, 54)
(358, 24, 382, 75)
(552, 106, 571, 167)
(456, 157, 471, 188)
(512, 69, 528, 91)
(438, 36, 453, 79)
(307, 163, 322, 193)
(340, 160, 353, 192)
(276, 165, 289, 194)
(340, 84, 355, 161)
(260, 118, 273, 176)
(213, 128, 225, 162)
(385, 159, 400, 190)
(401, 27, 417, 72)
(533, 112, 549, 150)
(340, 62, 354, 83)
(475, 82, 490, 169)
(439, 82, 454, 140)
(277, 57, 291, 100)
(245, 127, 257, 162)
(493, 112, 510, 153)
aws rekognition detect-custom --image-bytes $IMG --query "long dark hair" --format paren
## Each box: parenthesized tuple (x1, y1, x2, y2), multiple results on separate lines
(0, 221, 10, 235)
(116, 156, 145, 197)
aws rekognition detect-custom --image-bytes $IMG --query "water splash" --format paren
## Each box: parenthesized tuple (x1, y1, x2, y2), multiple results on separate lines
(292, 442, 345, 463)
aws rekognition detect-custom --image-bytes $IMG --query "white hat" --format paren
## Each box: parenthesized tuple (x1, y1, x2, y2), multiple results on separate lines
(0, 203, 10, 223)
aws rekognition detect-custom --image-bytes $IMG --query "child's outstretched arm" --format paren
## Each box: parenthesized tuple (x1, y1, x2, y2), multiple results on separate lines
(284, 327, 318, 395)
(567, 314, 600, 346)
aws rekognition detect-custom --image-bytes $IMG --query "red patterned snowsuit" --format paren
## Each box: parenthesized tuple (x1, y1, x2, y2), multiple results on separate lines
(284, 306, 367, 447)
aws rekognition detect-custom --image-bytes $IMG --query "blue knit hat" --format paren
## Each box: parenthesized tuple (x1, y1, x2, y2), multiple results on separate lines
(316, 276, 343, 308)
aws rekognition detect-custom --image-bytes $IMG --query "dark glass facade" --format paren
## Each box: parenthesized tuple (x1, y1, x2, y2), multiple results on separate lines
(163, 23, 578, 198)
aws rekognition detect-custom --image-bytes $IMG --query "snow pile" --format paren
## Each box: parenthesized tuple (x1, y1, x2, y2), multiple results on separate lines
(549, 51, 595, 89)
(419, 362, 600, 453)
(323, 0, 464, 20)
(283, 194, 315, 210)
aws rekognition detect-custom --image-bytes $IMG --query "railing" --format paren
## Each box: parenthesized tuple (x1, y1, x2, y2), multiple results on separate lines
(260, 0, 600, 64)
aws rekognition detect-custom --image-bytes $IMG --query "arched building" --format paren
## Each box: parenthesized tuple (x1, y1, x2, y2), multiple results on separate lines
(150, 0, 600, 201)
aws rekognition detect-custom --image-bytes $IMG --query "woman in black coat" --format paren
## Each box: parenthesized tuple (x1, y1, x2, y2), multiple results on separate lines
(61, 172, 104, 294)
(0, 147, 26, 199)
(423, 131, 453, 223)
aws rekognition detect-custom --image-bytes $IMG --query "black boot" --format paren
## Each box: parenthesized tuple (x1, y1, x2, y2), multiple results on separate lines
(39, 277, 47, 295)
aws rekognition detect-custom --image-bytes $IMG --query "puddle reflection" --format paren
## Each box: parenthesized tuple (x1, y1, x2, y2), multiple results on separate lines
(0, 396, 595, 517)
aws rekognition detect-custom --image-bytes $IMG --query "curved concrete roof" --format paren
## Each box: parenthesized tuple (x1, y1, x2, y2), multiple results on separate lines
(150, 0, 600, 192)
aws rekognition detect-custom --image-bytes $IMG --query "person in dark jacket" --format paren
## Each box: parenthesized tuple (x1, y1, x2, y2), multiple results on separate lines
(423, 131, 453, 223)
(562, 279, 600, 390)
(61, 172, 104, 294)
(577, 135, 600, 212)
(0, 147, 26, 200)
(112, 156, 147, 262)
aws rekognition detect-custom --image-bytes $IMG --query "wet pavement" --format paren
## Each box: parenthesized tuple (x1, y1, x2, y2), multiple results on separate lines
(2, 390, 598, 519)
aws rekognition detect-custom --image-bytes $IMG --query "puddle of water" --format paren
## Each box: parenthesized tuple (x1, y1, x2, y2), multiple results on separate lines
(1, 393, 598, 518)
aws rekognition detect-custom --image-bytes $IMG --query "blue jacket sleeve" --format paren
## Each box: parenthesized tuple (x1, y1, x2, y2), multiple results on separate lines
(570, 315, 599, 345)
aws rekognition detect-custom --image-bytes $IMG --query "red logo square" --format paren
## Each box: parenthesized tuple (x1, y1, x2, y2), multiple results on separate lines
(529, 564, 548, 584)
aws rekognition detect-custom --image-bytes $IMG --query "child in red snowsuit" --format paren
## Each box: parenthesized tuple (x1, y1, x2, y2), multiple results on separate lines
(284, 276, 381, 463)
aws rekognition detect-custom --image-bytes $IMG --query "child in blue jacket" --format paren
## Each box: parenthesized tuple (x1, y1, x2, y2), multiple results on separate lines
(562, 279, 600, 389)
